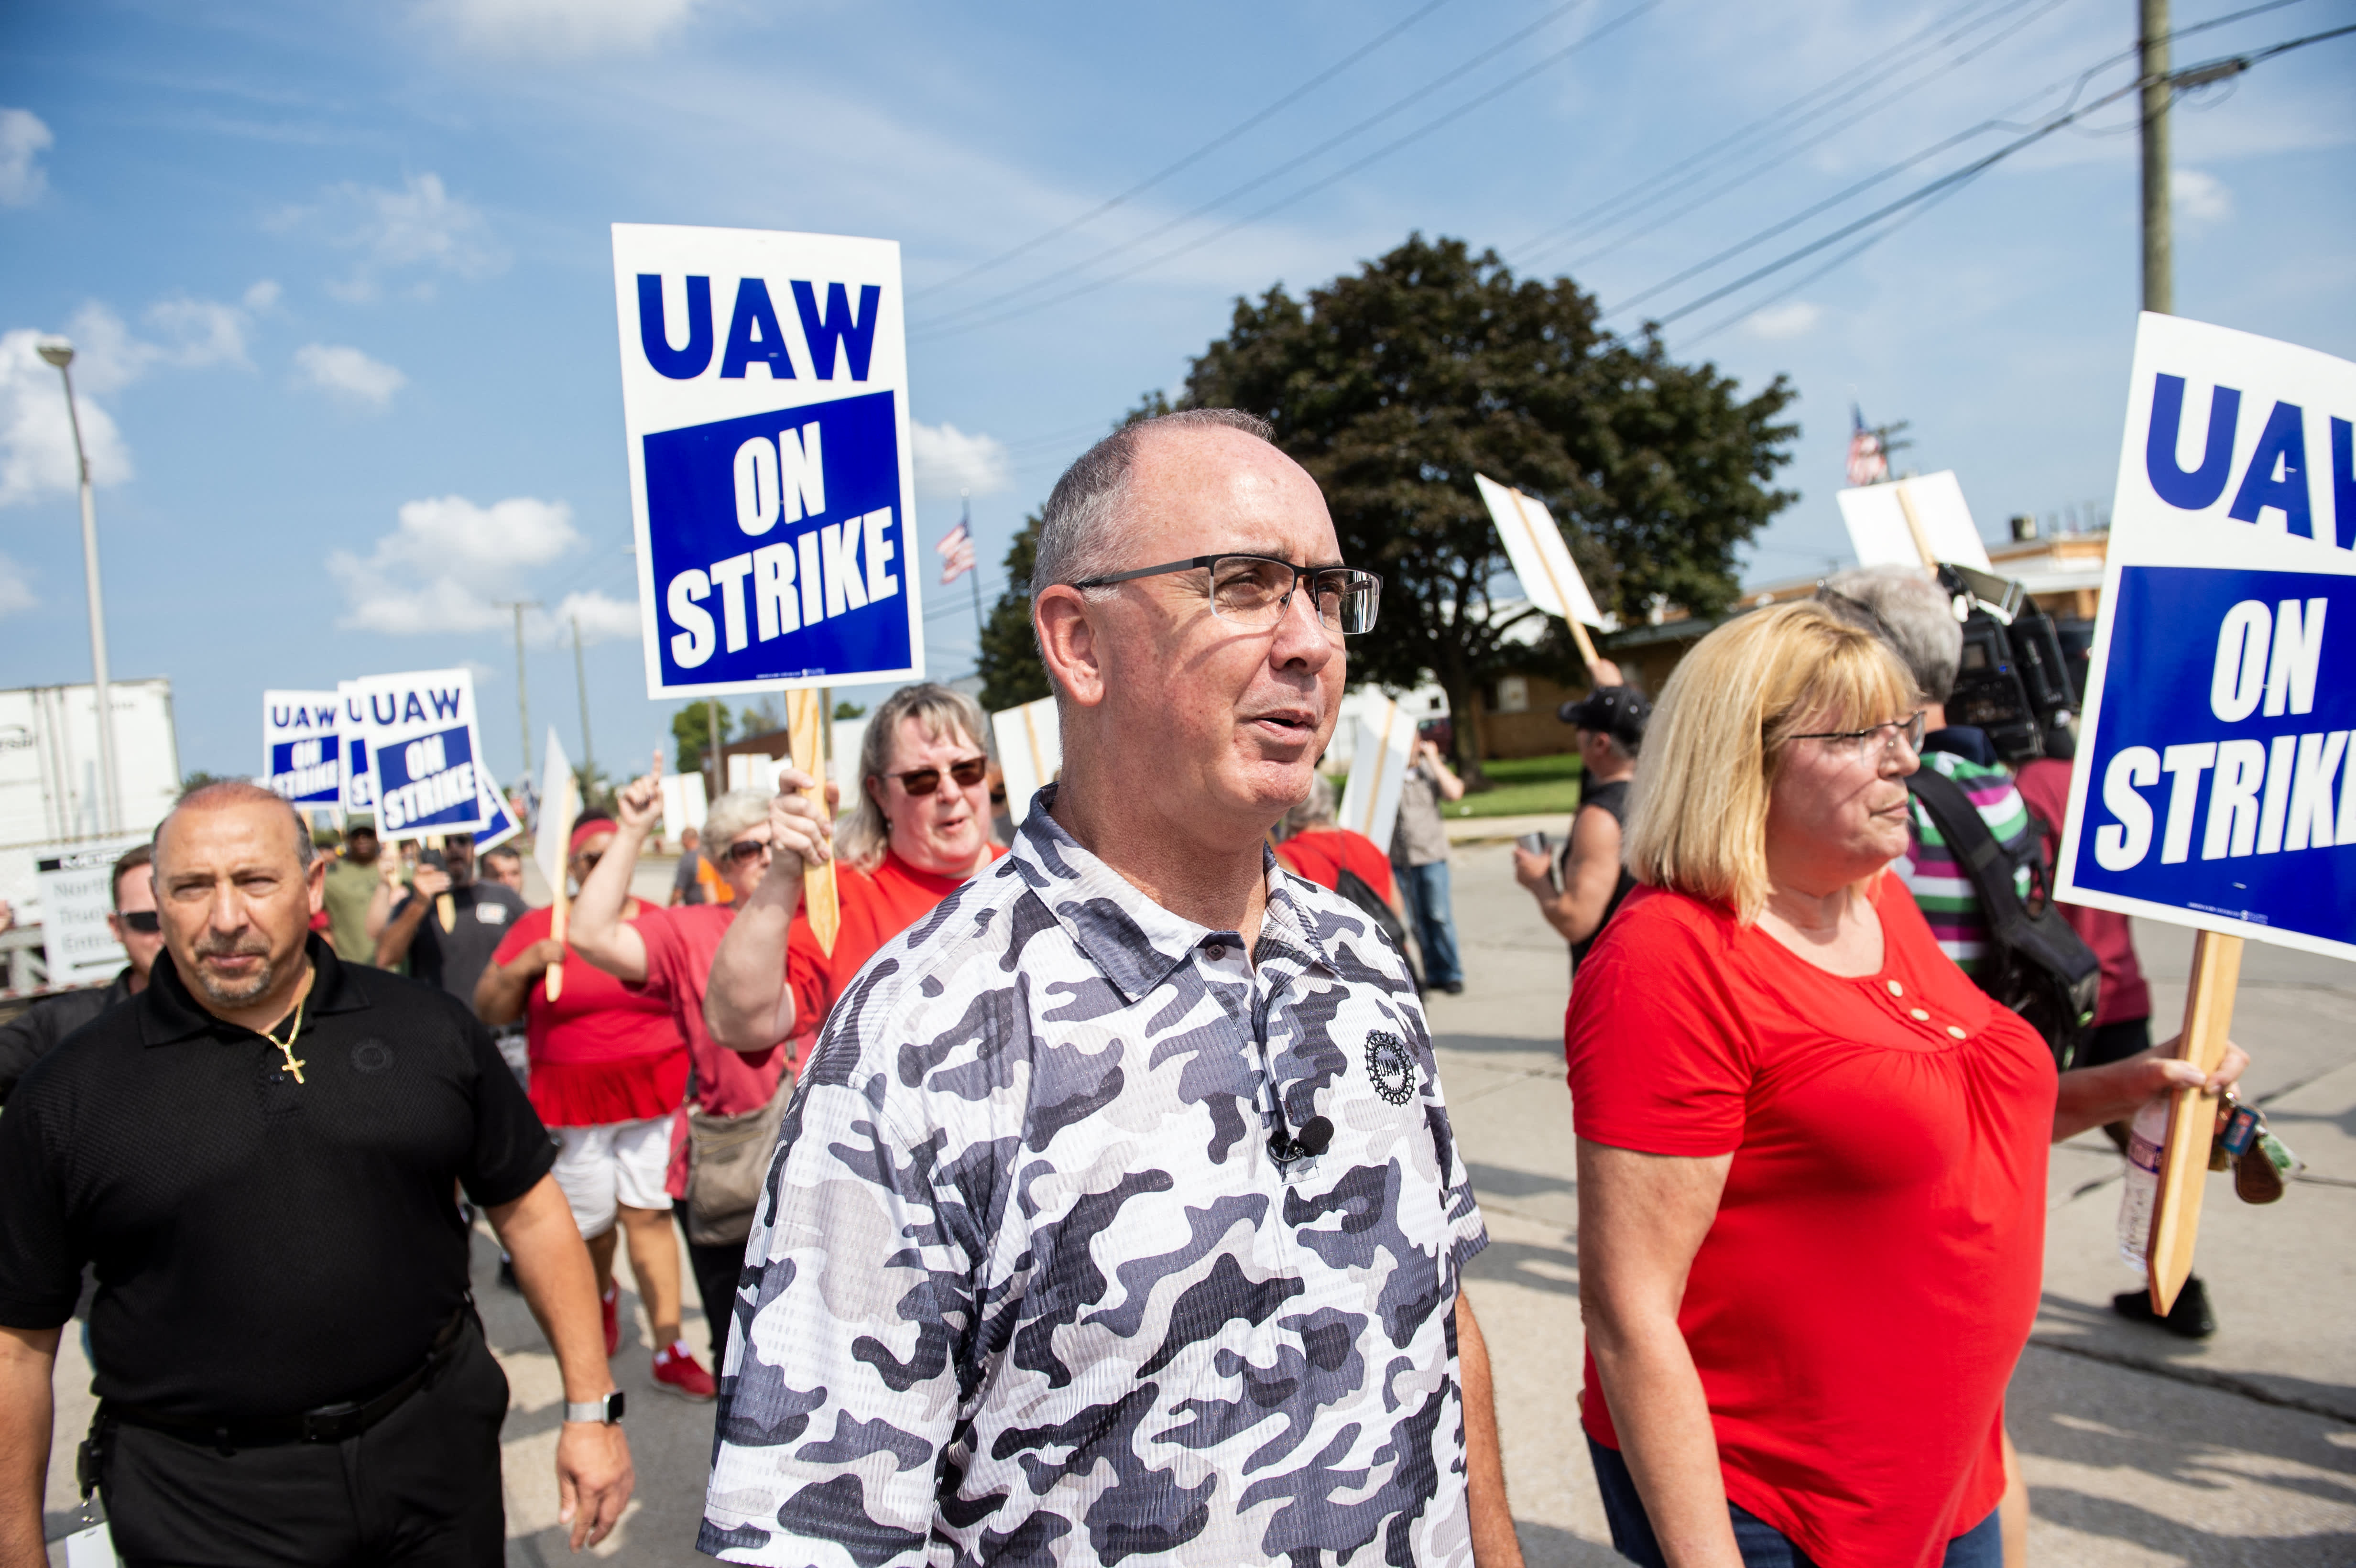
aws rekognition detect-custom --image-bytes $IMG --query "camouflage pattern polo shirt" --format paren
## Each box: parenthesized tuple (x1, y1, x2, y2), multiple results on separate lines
(700, 795, 1490, 1567)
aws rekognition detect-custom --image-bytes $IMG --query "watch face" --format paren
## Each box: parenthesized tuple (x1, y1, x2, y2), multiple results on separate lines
(606, 1391, 625, 1423)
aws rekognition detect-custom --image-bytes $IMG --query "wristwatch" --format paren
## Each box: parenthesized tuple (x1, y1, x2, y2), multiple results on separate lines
(563, 1391, 625, 1425)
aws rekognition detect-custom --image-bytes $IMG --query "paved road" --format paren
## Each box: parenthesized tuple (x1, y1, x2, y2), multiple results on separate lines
(44, 842, 2356, 1564)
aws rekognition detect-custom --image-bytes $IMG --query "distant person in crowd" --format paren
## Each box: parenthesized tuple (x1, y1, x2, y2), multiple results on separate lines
(567, 769, 818, 1357)
(1393, 727, 1467, 994)
(701, 410, 1518, 1567)
(703, 682, 1005, 1061)
(477, 816, 711, 1401)
(667, 825, 705, 906)
(1514, 683, 1648, 978)
(482, 844, 526, 894)
(0, 845, 163, 1105)
(1567, 603, 2241, 1568)
(375, 831, 527, 1002)
(320, 820, 383, 963)
(1828, 567, 2227, 1347)
(1271, 770, 1399, 905)
(0, 783, 632, 1564)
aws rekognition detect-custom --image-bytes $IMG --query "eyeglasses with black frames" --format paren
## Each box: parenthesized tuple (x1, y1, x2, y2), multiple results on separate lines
(721, 838, 774, 867)
(1069, 555, 1381, 637)
(119, 910, 161, 934)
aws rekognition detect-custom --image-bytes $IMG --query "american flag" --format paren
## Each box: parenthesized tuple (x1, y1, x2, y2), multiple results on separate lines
(937, 521, 976, 585)
(1845, 404, 1888, 489)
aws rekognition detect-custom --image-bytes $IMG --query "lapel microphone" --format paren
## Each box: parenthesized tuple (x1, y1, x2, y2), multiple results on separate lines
(1267, 1115, 1334, 1166)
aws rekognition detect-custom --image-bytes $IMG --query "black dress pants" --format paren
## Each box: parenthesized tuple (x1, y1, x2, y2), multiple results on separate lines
(677, 1207, 746, 1363)
(99, 1320, 509, 1568)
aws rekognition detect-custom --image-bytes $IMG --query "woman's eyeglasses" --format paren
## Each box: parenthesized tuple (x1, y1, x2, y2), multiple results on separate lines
(1788, 711, 1927, 762)
(1069, 554, 1381, 637)
(887, 756, 989, 797)
(721, 838, 774, 867)
(119, 910, 161, 934)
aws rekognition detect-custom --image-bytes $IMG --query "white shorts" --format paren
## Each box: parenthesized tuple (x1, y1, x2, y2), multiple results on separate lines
(550, 1114, 676, 1239)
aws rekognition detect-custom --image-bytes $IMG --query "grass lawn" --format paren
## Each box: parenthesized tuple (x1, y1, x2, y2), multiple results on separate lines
(1330, 751, 1585, 821)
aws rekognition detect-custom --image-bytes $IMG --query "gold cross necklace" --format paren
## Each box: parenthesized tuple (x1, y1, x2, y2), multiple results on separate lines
(258, 991, 309, 1084)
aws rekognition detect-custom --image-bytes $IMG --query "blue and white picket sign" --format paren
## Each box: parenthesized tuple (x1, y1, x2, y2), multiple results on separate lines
(611, 224, 923, 697)
(339, 680, 377, 817)
(2056, 315, 2356, 962)
(262, 690, 342, 809)
(472, 776, 520, 853)
(350, 669, 490, 842)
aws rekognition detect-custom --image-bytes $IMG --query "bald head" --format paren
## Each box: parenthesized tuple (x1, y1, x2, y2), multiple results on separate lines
(157, 781, 316, 873)
(1031, 409, 1279, 605)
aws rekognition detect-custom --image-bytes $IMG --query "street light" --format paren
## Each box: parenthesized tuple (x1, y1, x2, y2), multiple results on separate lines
(37, 338, 122, 836)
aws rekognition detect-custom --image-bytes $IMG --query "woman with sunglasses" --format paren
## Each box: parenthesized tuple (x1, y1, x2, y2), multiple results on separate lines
(703, 683, 1005, 1059)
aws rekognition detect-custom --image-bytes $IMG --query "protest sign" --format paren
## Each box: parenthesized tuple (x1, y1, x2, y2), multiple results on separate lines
(1474, 474, 1611, 677)
(338, 681, 376, 817)
(350, 669, 490, 841)
(1338, 691, 1417, 851)
(992, 697, 1060, 829)
(1835, 471, 1994, 572)
(262, 691, 342, 810)
(472, 777, 520, 852)
(34, 834, 150, 986)
(659, 772, 708, 845)
(612, 223, 923, 698)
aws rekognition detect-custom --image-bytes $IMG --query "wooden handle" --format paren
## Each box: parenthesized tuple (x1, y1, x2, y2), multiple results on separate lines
(1893, 481, 1940, 571)
(2147, 929, 2242, 1314)
(546, 868, 570, 1003)
(787, 689, 840, 957)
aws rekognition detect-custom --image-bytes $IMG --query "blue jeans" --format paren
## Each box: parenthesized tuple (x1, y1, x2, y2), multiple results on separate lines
(1588, 1437, 2002, 1568)
(1398, 859, 1462, 987)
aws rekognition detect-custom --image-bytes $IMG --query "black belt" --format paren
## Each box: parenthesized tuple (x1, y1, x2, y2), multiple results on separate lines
(96, 1305, 473, 1454)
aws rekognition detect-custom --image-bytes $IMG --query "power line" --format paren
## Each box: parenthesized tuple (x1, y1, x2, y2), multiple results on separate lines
(912, 0, 1454, 303)
(913, 0, 1602, 336)
(919, 0, 1659, 343)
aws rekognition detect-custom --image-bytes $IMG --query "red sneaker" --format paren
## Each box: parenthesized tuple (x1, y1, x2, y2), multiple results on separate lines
(600, 1284, 620, 1358)
(652, 1341, 717, 1401)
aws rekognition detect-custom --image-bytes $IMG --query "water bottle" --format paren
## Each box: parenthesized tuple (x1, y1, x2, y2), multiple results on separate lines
(2116, 1097, 2171, 1268)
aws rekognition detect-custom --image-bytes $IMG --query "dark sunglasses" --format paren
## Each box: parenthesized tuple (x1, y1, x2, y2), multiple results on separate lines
(120, 910, 161, 934)
(887, 756, 988, 797)
(573, 850, 603, 873)
(721, 838, 773, 867)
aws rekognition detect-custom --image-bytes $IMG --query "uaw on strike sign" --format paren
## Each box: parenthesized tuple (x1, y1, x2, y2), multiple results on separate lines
(2058, 315, 2356, 962)
(612, 224, 922, 697)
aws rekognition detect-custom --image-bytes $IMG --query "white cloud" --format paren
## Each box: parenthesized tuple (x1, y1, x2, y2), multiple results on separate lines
(0, 109, 52, 207)
(329, 494, 634, 645)
(275, 173, 505, 302)
(0, 550, 34, 618)
(1744, 301, 1822, 341)
(550, 589, 641, 645)
(0, 320, 133, 506)
(243, 279, 283, 314)
(293, 343, 407, 409)
(911, 421, 1012, 499)
(2172, 168, 2233, 231)
(417, 0, 705, 55)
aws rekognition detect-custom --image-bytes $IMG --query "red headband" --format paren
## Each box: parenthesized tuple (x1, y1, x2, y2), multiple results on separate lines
(569, 819, 616, 854)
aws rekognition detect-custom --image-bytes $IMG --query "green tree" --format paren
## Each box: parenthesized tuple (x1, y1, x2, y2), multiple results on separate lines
(671, 701, 733, 777)
(1179, 233, 1796, 774)
(832, 700, 868, 720)
(976, 512, 1052, 712)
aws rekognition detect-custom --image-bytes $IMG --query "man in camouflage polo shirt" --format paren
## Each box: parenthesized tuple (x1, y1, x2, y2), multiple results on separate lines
(700, 410, 1521, 1567)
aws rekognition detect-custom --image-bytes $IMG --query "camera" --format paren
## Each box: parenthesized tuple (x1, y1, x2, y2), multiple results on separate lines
(1937, 564, 2080, 764)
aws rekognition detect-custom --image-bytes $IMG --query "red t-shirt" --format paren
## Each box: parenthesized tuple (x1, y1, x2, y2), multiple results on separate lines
(2014, 758, 2152, 1027)
(783, 848, 1004, 1047)
(491, 904, 688, 1128)
(630, 904, 787, 1200)
(1567, 877, 2056, 1568)
(1272, 829, 1395, 903)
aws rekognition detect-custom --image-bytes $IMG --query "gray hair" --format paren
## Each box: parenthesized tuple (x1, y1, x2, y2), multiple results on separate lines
(158, 780, 316, 870)
(1282, 773, 1336, 838)
(701, 787, 774, 852)
(836, 683, 989, 873)
(1030, 408, 1277, 603)
(1822, 566, 1958, 703)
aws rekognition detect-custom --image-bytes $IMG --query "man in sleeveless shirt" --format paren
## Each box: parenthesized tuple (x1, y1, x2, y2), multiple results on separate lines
(1514, 684, 1648, 978)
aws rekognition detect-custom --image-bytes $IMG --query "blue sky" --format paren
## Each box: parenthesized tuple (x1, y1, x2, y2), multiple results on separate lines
(1, 0, 2349, 784)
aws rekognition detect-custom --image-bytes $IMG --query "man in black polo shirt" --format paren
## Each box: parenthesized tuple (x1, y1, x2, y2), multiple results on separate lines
(374, 831, 528, 1002)
(0, 783, 633, 1566)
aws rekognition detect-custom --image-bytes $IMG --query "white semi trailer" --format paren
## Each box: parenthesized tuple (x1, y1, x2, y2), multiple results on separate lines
(0, 677, 181, 942)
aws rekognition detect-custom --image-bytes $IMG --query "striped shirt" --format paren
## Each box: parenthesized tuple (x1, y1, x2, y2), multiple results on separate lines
(1893, 750, 2036, 975)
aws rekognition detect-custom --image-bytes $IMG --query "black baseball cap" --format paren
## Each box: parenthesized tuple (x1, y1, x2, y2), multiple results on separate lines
(1558, 685, 1651, 745)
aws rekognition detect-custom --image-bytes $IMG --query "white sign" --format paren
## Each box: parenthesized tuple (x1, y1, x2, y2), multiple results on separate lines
(727, 751, 790, 793)
(612, 223, 924, 698)
(1338, 691, 1418, 851)
(2055, 314, 2356, 962)
(349, 669, 489, 841)
(992, 697, 1061, 829)
(34, 834, 149, 986)
(534, 727, 578, 899)
(338, 681, 376, 817)
(659, 772, 709, 845)
(1835, 471, 1993, 572)
(262, 690, 342, 810)
(1474, 474, 1610, 628)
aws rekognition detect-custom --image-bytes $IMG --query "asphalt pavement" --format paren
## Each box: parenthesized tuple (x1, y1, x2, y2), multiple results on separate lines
(42, 842, 2356, 1564)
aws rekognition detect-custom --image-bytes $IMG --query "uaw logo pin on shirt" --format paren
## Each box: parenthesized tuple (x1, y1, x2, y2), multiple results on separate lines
(1365, 1031, 1416, 1104)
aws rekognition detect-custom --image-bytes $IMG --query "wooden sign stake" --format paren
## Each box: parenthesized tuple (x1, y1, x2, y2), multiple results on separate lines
(2147, 928, 2242, 1314)
(1893, 481, 1941, 573)
(787, 689, 840, 957)
(543, 772, 579, 1003)
(1506, 486, 1606, 684)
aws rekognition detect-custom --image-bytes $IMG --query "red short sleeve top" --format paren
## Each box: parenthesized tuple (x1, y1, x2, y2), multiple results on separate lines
(491, 904, 687, 1128)
(1567, 876, 2056, 1568)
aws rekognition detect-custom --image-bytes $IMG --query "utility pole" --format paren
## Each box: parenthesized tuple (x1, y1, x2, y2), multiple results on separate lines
(571, 615, 594, 791)
(497, 600, 540, 783)
(2139, 0, 2171, 315)
(36, 341, 121, 835)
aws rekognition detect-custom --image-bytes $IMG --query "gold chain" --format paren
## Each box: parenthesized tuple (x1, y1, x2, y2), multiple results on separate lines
(258, 992, 308, 1084)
